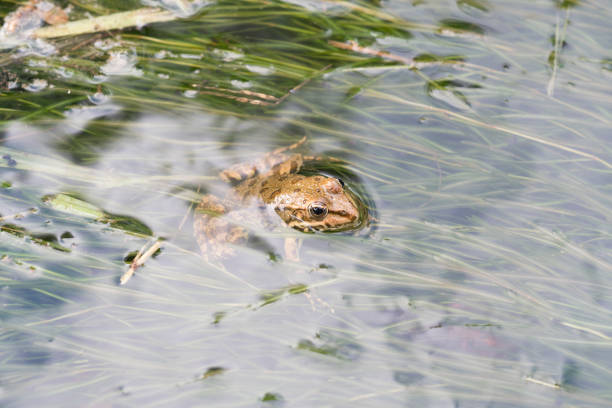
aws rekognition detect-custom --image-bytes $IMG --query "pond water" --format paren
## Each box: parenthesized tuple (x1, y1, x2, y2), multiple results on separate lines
(1, 0, 611, 407)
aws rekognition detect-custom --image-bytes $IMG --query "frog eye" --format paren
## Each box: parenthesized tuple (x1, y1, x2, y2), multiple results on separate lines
(337, 178, 345, 188)
(308, 203, 328, 218)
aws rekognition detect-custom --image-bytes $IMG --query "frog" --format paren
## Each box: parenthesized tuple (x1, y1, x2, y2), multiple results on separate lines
(193, 136, 364, 262)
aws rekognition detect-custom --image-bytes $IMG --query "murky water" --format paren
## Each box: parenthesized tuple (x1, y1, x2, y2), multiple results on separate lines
(1, 1, 611, 407)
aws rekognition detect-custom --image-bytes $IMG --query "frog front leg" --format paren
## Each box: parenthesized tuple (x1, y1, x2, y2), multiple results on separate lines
(269, 153, 304, 176)
(220, 137, 308, 182)
(219, 163, 258, 183)
(284, 237, 302, 262)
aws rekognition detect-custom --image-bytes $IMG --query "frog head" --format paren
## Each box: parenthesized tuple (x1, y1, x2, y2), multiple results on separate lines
(274, 176, 362, 232)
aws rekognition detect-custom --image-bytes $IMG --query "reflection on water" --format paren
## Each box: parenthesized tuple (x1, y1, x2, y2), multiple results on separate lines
(1, 0, 611, 407)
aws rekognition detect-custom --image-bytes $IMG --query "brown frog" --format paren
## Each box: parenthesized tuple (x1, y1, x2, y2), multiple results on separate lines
(194, 137, 364, 262)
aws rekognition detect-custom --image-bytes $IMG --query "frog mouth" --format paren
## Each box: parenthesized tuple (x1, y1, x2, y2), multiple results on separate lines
(286, 213, 318, 232)
(286, 212, 362, 233)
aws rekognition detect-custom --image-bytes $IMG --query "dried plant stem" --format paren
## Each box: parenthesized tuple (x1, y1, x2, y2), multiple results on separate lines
(120, 240, 162, 285)
(34, 7, 176, 39)
(329, 40, 415, 66)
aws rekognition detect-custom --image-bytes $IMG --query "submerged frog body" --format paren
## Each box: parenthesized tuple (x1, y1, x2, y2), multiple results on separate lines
(194, 137, 363, 261)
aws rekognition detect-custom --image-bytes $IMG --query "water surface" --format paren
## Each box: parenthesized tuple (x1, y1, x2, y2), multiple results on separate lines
(1, 0, 611, 406)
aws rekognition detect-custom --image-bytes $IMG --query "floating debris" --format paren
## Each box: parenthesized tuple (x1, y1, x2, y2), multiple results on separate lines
(0, 0, 67, 37)
(1, 223, 71, 253)
(258, 284, 309, 307)
(42, 194, 153, 237)
(13, 37, 57, 56)
(87, 91, 111, 105)
(230, 80, 252, 89)
(212, 49, 243, 62)
(261, 392, 284, 403)
(179, 53, 202, 60)
(183, 89, 198, 98)
(329, 40, 414, 67)
(199, 366, 225, 380)
(120, 240, 162, 285)
(457, 0, 490, 13)
(0, 69, 19, 91)
(23, 78, 48, 92)
(0, 0, 68, 50)
(42, 193, 104, 219)
(53, 66, 74, 79)
(212, 311, 226, 325)
(245, 65, 275, 76)
(27, 58, 48, 67)
(426, 79, 480, 111)
(154, 49, 177, 59)
(100, 50, 143, 77)
(94, 38, 122, 51)
(438, 18, 486, 38)
(295, 337, 361, 361)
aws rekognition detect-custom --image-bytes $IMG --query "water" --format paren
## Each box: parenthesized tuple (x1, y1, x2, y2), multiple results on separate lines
(1, 0, 611, 406)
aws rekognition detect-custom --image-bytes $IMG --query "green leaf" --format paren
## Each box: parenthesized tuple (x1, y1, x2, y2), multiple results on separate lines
(42, 193, 105, 219)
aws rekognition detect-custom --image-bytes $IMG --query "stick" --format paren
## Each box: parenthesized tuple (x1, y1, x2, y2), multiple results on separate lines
(33, 7, 176, 39)
(120, 240, 162, 285)
(328, 40, 414, 67)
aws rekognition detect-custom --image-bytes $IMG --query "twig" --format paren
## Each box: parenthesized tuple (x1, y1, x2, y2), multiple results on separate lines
(200, 90, 275, 106)
(33, 7, 176, 39)
(202, 86, 279, 102)
(120, 240, 162, 285)
(328, 40, 414, 67)
(524, 377, 561, 389)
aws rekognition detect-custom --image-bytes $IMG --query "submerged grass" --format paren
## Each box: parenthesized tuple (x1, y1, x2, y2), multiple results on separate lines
(1, 0, 611, 407)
